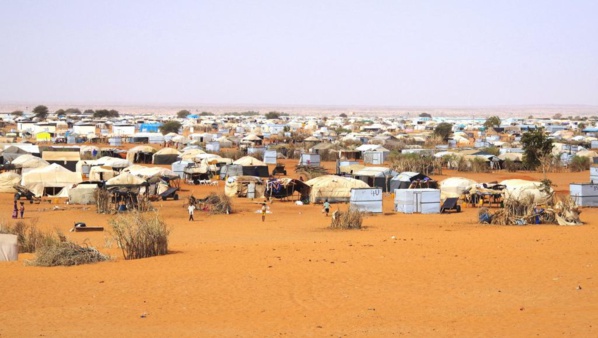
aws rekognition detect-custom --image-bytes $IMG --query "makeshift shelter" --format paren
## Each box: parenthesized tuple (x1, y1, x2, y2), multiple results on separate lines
(305, 175, 370, 203)
(500, 179, 554, 204)
(352, 166, 398, 192)
(36, 132, 51, 142)
(126, 145, 157, 164)
(179, 148, 206, 162)
(220, 164, 244, 179)
(41, 151, 81, 171)
(11, 154, 50, 174)
(394, 188, 441, 214)
(298, 153, 321, 167)
(224, 176, 266, 198)
(0, 172, 21, 193)
(152, 148, 181, 165)
(233, 156, 269, 177)
(264, 177, 310, 201)
(121, 165, 176, 180)
(21, 163, 83, 197)
(390, 172, 433, 191)
(68, 183, 98, 204)
(172, 160, 192, 178)
(350, 187, 383, 213)
(99, 173, 151, 213)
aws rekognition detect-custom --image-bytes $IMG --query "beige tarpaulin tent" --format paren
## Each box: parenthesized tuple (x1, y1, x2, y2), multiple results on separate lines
(68, 184, 98, 204)
(439, 177, 478, 199)
(21, 163, 83, 197)
(233, 156, 266, 166)
(305, 175, 370, 203)
(0, 172, 21, 193)
(106, 172, 147, 186)
(89, 166, 115, 181)
(126, 145, 157, 163)
(11, 154, 49, 174)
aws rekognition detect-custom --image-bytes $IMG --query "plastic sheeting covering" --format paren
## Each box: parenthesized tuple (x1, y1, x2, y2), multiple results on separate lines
(0, 234, 18, 261)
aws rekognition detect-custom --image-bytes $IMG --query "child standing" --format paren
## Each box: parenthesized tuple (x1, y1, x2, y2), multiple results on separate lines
(19, 202, 24, 219)
(323, 199, 330, 217)
(261, 203, 267, 222)
(188, 204, 196, 221)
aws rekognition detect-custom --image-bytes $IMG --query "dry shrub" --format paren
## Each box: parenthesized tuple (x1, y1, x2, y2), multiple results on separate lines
(569, 155, 590, 172)
(0, 218, 56, 253)
(202, 192, 233, 214)
(330, 208, 363, 230)
(111, 211, 170, 260)
(479, 194, 581, 226)
(296, 165, 328, 180)
(31, 241, 109, 267)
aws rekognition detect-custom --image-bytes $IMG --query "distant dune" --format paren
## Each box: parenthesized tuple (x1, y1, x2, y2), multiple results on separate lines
(1, 102, 597, 118)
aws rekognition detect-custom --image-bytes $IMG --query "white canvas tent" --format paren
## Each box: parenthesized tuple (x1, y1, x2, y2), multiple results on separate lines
(21, 163, 83, 197)
(500, 179, 554, 204)
(439, 177, 478, 200)
(0, 172, 21, 193)
(68, 184, 98, 204)
(11, 154, 49, 174)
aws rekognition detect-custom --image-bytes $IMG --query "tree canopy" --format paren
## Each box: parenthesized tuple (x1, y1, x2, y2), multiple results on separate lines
(433, 122, 453, 141)
(11, 110, 23, 117)
(521, 128, 553, 170)
(339, 113, 347, 118)
(265, 111, 288, 119)
(93, 109, 119, 118)
(483, 116, 501, 129)
(176, 110, 190, 118)
(159, 121, 182, 135)
(419, 112, 432, 118)
(33, 105, 49, 120)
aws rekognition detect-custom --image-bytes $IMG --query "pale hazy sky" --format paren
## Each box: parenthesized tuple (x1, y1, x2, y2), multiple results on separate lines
(1, 0, 597, 107)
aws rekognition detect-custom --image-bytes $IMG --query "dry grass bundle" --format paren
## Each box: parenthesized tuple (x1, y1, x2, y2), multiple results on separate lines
(330, 208, 363, 230)
(201, 192, 233, 214)
(111, 211, 170, 260)
(0, 219, 56, 253)
(479, 194, 581, 226)
(390, 154, 440, 176)
(296, 165, 328, 180)
(30, 241, 109, 267)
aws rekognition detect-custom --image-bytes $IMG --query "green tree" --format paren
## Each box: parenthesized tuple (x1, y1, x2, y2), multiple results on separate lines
(199, 111, 214, 116)
(483, 116, 501, 129)
(419, 112, 432, 118)
(93, 109, 119, 118)
(11, 110, 23, 117)
(177, 110, 190, 118)
(159, 121, 182, 135)
(553, 113, 562, 119)
(265, 111, 281, 119)
(65, 108, 81, 115)
(433, 122, 453, 141)
(33, 105, 49, 120)
(521, 128, 553, 170)
(83, 109, 94, 115)
(339, 113, 347, 118)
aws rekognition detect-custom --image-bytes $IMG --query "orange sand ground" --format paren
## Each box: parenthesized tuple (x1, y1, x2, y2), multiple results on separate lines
(1, 159, 597, 337)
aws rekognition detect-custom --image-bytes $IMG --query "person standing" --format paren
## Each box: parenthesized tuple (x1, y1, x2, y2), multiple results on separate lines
(323, 199, 330, 217)
(12, 201, 18, 219)
(19, 202, 25, 219)
(188, 204, 196, 221)
(261, 203, 267, 222)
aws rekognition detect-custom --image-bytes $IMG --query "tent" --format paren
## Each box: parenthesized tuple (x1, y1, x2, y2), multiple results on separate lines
(352, 166, 398, 192)
(1, 145, 31, 163)
(500, 179, 554, 204)
(11, 154, 50, 174)
(68, 183, 98, 204)
(126, 145, 157, 164)
(224, 176, 266, 198)
(439, 177, 478, 200)
(88, 166, 115, 181)
(152, 148, 181, 165)
(21, 163, 83, 197)
(36, 132, 51, 142)
(41, 151, 81, 171)
(305, 175, 370, 203)
(106, 172, 147, 186)
(0, 172, 21, 193)
(121, 165, 177, 179)
(179, 148, 206, 162)
(233, 156, 269, 177)
(390, 172, 432, 191)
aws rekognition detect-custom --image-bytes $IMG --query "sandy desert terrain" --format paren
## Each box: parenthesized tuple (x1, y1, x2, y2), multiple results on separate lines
(1, 160, 597, 337)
